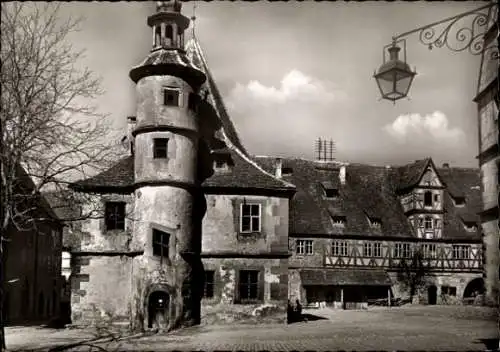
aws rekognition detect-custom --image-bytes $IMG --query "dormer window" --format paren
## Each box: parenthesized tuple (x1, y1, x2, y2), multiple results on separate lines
(163, 88, 180, 106)
(463, 221, 478, 232)
(368, 216, 382, 229)
(282, 167, 293, 176)
(214, 160, 226, 169)
(321, 182, 338, 199)
(452, 196, 466, 207)
(331, 216, 346, 227)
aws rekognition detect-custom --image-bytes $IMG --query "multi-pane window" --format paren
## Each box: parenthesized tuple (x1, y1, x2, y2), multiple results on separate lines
(240, 203, 261, 233)
(105, 202, 126, 231)
(203, 270, 215, 299)
(452, 245, 471, 259)
(239, 270, 259, 300)
(363, 242, 373, 257)
(394, 243, 411, 258)
(373, 242, 382, 257)
(163, 88, 179, 106)
(153, 138, 169, 159)
(152, 229, 170, 260)
(321, 182, 339, 198)
(296, 239, 313, 255)
(332, 241, 348, 256)
(424, 216, 433, 230)
(421, 244, 437, 259)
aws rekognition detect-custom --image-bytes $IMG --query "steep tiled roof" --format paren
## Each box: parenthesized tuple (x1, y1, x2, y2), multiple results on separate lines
(300, 268, 392, 286)
(437, 167, 481, 240)
(254, 157, 413, 238)
(394, 158, 431, 191)
(71, 157, 135, 191)
(71, 151, 294, 194)
(254, 156, 481, 241)
(185, 39, 248, 156)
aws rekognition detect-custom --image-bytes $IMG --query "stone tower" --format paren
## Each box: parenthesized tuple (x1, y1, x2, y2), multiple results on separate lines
(128, 0, 209, 331)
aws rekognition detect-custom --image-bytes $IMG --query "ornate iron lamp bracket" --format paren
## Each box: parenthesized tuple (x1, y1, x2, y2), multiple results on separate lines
(391, 3, 498, 59)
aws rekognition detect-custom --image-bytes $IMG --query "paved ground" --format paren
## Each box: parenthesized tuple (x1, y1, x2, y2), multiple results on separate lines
(5, 305, 499, 351)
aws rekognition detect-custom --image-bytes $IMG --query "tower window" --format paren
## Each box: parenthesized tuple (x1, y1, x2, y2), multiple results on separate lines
(105, 202, 126, 231)
(163, 88, 179, 106)
(203, 270, 215, 298)
(154, 25, 161, 47)
(424, 191, 433, 207)
(153, 138, 169, 159)
(165, 24, 173, 46)
(152, 229, 170, 260)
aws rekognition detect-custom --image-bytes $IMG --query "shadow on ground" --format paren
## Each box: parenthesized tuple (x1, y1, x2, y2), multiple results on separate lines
(288, 313, 328, 324)
(475, 338, 499, 351)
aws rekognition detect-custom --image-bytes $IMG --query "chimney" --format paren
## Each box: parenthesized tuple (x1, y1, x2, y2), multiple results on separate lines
(127, 116, 136, 155)
(275, 158, 283, 179)
(442, 163, 450, 168)
(339, 165, 346, 185)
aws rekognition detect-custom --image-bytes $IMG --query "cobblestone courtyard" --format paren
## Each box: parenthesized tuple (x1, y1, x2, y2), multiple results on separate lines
(6, 305, 499, 351)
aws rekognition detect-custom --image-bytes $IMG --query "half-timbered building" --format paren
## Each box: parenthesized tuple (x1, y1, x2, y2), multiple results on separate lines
(254, 157, 483, 307)
(63, 1, 485, 331)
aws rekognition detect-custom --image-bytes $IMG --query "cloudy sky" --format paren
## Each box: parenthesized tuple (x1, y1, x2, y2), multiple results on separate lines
(57, 1, 488, 167)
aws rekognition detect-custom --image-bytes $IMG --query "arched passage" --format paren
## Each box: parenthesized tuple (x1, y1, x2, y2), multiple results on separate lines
(463, 277, 485, 298)
(147, 291, 170, 329)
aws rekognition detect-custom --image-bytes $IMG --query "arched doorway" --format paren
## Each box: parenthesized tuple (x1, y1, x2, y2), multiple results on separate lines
(428, 285, 437, 305)
(463, 278, 485, 299)
(147, 291, 170, 329)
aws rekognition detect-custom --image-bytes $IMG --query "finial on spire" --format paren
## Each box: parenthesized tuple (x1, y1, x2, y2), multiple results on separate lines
(156, 0, 181, 13)
(191, 2, 197, 38)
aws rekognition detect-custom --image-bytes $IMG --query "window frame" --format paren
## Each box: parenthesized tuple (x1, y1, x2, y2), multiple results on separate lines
(332, 241, 348, 257)
(152, 229, 170, 262)
(153, 138, 169, 159)
(239, 203, 262, 233)
(296, 239, 314, 256)
(424, 216, 433, 230)
(423, 191, 433, 207)
(363, 242, 373, 257)
(163, 87, 180, 107)
(373, 242, 382, 257)
(203, 270, 215, 299)
(104, 201, 126, 231)
(238, 270, 260, 301)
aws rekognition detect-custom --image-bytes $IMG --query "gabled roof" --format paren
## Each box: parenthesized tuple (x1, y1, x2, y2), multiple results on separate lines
(185, 38, 248, 156)
(254, 156, 481, 241)
(393, 157, 447, 192)
(71, 156, 135, 191)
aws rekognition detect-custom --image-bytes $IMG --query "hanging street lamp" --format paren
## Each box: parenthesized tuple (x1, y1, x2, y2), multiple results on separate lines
(374, 2, 498, 103)
(374, 39, 416, 103)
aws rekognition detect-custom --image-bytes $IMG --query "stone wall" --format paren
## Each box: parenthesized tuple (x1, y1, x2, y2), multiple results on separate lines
(483, 220, 500, 303)
(202, 194, 289, 254)
(481, 158, 499, 211)
(71, 255, 133, 326)
(200, 258, 288, 324)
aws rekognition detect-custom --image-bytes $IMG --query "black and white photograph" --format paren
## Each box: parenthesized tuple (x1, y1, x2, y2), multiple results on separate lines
(1, 0, 499, 351)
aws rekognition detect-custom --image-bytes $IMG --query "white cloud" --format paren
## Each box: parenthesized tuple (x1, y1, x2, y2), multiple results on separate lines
(384, 111, 465, 146)
(225, 70, 346, 156)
